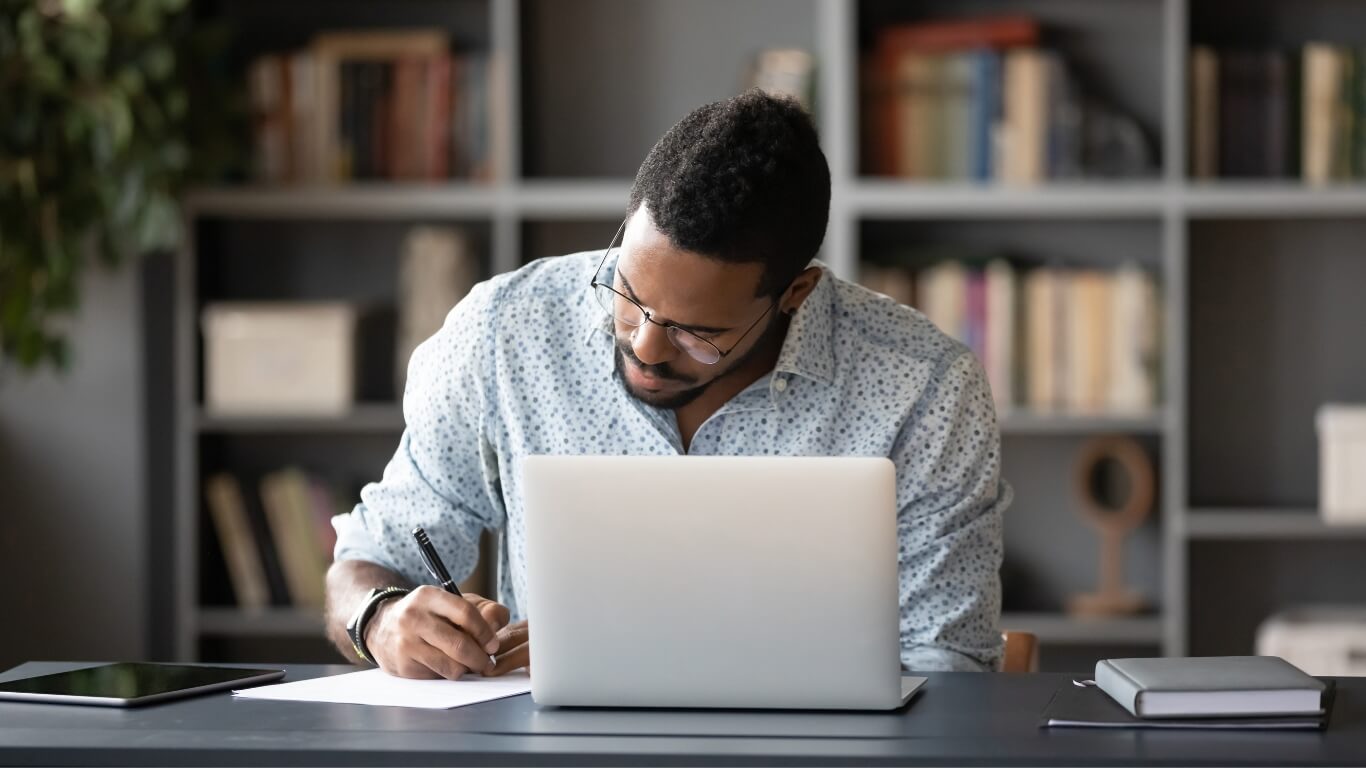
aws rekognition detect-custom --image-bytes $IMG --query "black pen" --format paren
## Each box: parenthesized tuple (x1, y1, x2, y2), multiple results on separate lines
(412, 525, 462, 596)
(412, 526, 498, 669)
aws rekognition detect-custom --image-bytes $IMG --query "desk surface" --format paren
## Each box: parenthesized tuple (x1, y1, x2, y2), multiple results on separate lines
(0, 662, 1362, 767)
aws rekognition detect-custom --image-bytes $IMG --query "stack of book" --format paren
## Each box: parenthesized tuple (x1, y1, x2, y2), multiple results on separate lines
(861, 259, 1161, 414)
(1190, 44, 1366, 182)
(205, 469, 347, 610)
(248, 30, 491, 184)
(860, 17, 1151, 182)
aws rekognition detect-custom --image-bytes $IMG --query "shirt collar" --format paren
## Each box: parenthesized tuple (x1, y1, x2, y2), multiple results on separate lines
(579, 252, 837, 387)
(772, 262, 835, 386)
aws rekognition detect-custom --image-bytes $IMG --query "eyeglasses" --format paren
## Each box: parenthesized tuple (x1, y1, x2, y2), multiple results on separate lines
(590, 218, 776, 366)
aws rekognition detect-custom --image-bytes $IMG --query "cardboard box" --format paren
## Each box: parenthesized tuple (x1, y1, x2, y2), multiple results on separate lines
(202, 302, 358, 415)
(1257, 606, 1366, 677)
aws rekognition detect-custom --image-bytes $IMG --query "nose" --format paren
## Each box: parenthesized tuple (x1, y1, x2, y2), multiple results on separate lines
(630, 320, 678, 366)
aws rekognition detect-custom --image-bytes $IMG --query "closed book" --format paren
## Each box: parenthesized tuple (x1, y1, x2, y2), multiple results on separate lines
(917, 261, 968, 343)
(1263, 51, 1290, 177)
(1023, 267, 1058, 410)
(1303, 43, 1344, 184)
(1096, 656, 1327, 719)
(1355, 49, 1366, 177)
(1042, 678, 1334, 730)
(892, 52, 936, 178)
(984, 259, 1015, 411)
(1067, 271, 1111, 412)
(205, 474, 270, 610)
(1335, 49, 1357, 180)
(260, 469, 329, 608)
(1002, 48, 1047, 184)
(1190, 47, 1219, 178)
(940, 53, 975, 180)
(970, 50, 1002, 181)
(1108, 263, 1159, 411)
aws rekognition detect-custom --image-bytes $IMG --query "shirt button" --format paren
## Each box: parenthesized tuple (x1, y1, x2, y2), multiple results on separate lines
(774, 377, 788, 393)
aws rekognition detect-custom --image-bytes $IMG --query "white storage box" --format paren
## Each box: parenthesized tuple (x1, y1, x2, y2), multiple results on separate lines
(1317, 404, 1366, 524)
(1256, 606, 1366, 677)
(202, 302, 358, 415)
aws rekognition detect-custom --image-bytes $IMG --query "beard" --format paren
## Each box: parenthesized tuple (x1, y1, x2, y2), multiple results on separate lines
(612, 312, 786, 409)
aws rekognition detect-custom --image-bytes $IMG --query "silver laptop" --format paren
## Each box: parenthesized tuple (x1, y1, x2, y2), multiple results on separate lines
(523, 455, 925, 710)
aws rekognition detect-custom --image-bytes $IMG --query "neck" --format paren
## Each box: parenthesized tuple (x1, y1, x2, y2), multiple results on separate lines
(672, 318, 788, 447)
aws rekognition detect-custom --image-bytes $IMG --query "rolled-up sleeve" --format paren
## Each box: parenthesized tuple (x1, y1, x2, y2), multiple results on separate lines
(894, 349, 1010, 672)
(333, 279, 504, 588)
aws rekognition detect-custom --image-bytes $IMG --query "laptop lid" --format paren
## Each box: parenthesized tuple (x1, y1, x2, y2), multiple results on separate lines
(523, 455, 905, 710)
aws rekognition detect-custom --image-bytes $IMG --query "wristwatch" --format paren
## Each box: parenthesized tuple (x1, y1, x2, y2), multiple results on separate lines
(346, 586, 411, 665)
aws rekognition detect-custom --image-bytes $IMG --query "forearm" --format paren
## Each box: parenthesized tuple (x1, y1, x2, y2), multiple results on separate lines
(324, 558, 414, 663)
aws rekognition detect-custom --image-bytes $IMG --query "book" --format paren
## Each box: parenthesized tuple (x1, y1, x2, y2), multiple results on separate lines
(1190, 47, 1219, 178)
(204, 474, 270, 610)
(871, 16, 1038, 178)
(983, 259, 1015, 410)
(1041, 678, 1334, 730)
(1002, 48, 1048, 184)
(1108, 263, 1159, 411)
(1068, 270, 1111, 412)
(917, 260, 968, 343)
(260, 469, 331, 608)
(1095, 656, 1328, 719)
(1303, 43, 1345, 184)
(1023, 267, 1059, 410)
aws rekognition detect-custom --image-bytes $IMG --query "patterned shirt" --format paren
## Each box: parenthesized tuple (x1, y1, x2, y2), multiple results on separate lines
(334, 250, 1011, 672)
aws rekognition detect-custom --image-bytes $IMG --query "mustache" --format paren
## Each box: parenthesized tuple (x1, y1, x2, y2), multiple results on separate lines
(615, 341, 694, 384)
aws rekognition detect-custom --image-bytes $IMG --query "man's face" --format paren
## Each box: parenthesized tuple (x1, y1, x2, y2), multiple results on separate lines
(609, 206, 783, 409)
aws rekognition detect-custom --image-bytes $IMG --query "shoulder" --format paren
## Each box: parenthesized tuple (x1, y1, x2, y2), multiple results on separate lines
(826, 272, 969, 379)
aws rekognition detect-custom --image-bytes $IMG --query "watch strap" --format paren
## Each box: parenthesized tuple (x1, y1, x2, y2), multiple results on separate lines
(349, 586, 410, 665)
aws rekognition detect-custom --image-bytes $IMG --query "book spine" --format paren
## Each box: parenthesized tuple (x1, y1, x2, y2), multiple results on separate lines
(1264, 51, 1289, 178)
(1190, 47, 1219, 178)
(971, 50, 1001, 181)
(1003, 48, 1046, 184)
(941, 53, 974, 180)
(1096, 659, 1145, 718)
(1336, 49, 1357, 180)
(1303, 44, 1340, 184)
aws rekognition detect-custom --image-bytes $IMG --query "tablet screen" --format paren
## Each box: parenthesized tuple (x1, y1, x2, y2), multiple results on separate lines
(0, 662, 284, 706)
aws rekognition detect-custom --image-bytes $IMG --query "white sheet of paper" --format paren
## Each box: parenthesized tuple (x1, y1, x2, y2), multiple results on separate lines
(232, 669, 531, 709)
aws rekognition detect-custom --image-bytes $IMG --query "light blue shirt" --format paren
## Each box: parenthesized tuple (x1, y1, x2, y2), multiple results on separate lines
(335, 251, 1011, 671)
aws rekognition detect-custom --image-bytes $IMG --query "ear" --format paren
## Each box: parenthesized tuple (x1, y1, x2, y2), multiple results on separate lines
(778, 266, 823, 316)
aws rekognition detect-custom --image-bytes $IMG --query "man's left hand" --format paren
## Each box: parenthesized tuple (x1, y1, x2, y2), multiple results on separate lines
(484, 620, 529, 676)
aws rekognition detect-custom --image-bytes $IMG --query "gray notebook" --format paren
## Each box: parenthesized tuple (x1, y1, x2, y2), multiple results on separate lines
(1095, 656, 1327, 719)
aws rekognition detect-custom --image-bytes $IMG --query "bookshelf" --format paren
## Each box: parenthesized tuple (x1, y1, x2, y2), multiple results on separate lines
(171, 0, 1366, 669)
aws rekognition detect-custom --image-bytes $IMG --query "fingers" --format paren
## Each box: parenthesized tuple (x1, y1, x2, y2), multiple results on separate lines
(413, 639, 475, 681)
(465, 593, 511, 633)
(484, 622, 530, 677)
(415, 586, 501, 654)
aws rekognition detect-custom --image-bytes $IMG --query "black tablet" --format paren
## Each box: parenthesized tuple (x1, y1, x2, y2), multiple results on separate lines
(0, 662, 285, 707)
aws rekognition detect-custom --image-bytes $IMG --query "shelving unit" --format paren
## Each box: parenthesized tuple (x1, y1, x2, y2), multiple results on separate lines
(173, 0, 1366, 669)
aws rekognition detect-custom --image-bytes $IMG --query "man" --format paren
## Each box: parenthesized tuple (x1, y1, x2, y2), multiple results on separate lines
(326, 90, 1010, 679)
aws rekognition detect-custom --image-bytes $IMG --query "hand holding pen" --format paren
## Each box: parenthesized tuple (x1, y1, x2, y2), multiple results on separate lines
(412, 526, 500, 672)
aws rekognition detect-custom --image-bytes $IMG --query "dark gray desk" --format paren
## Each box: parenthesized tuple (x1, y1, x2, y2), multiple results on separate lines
(0, 662, 1361, 767)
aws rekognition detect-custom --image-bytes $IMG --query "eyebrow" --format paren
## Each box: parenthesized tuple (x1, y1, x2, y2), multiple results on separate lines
(618, 272, 733, 335)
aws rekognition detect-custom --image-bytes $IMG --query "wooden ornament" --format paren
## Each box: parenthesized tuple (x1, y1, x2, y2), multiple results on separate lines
(1067, 436, 1154, 617)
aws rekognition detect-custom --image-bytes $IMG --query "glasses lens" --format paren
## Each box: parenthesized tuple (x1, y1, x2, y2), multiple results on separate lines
(668, 327, 722, 365)
(595, 283, 645, 326)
